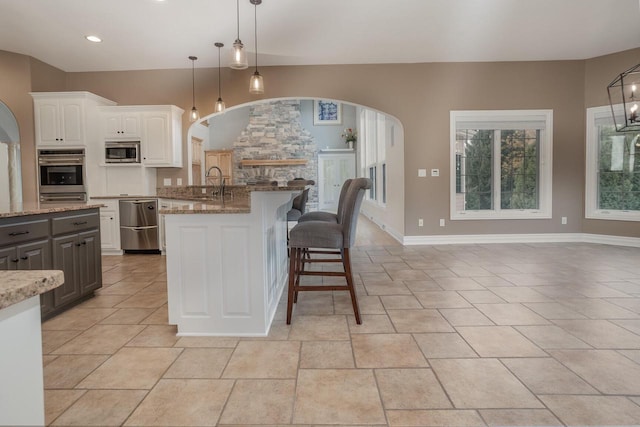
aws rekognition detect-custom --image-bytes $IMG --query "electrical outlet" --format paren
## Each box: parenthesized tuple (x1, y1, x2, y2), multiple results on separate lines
(439, 218, 445, 227)
(418, 218, 424, 227)
(177, 178, 182, 186)
(561, 216, 567, 225)
(201, 188, 207, 194)
(431, 169, 440, 177)
(418, 169, 427, 177)
(163, 178, 172, 186)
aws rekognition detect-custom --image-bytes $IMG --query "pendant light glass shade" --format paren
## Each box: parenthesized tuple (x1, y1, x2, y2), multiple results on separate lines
(249, 0, 264, 95)
(214, 42, 226, 113)
(249, 70, 264, 94)
(229, 0, 248, 69)
(188, 56, 199, 122)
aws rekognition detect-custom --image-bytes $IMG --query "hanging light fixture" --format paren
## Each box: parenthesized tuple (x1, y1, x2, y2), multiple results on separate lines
(230, 0, 248, 69)
(607, 63, 640, 132)
(188, 56, 200, 122)
(249, 0, 264, 95)
(214, 42, 226, 113)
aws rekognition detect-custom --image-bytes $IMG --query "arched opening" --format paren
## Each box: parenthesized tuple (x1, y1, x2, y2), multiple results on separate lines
(186, 97, 405, 241)
(0, 100, 22, 211)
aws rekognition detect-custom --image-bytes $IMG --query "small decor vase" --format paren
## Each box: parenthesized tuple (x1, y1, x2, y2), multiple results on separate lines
(348, 141, 353, 149)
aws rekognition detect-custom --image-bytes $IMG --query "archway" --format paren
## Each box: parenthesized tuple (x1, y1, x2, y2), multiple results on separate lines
(0, 100, 22, 211)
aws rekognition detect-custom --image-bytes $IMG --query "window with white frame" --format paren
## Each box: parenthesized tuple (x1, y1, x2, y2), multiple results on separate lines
(586, 105, 640, 221)
(450, 110, 553, 220)
(359, 109, 386, 205)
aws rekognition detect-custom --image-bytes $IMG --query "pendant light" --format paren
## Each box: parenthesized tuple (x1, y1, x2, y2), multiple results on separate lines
(230, 0, 248, 69)
(188, 56, 200, 122)
(214, 42, 226, 113)
(607, 63, 640, 131)
(249, 0, 264, 95)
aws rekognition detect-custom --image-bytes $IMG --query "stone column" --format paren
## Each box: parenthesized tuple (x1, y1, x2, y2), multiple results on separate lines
(6, 142, 22, 211)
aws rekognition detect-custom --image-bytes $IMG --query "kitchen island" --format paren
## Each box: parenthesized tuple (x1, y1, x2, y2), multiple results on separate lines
(162, 185, 302, 336)
(0, 270, 64, 426)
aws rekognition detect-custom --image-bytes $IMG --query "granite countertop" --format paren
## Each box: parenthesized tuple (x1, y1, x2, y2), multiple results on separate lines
(0, 270, 64, 310)
(0, 203, 105, 219)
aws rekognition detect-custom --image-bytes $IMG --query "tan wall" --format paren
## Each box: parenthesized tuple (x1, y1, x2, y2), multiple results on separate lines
(583, 47, 640, 238)
(2, 48, 635, 238)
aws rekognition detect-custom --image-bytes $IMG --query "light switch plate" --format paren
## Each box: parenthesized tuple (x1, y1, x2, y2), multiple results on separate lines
(163, 178, 172, 186)
(431, 169, 440, 177)
(176, 178, 182, 186)
(418, 169, 427, 177)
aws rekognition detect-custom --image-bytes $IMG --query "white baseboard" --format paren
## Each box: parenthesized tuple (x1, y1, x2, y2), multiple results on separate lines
(402, 232, 640, 248)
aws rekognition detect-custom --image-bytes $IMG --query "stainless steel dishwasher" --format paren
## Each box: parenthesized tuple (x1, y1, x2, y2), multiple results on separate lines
(119, 199, 159, 252)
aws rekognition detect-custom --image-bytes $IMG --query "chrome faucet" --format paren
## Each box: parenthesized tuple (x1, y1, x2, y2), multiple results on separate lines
(205, 166, 225, 200)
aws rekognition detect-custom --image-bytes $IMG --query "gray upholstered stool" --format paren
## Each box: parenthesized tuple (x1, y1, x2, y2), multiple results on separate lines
(297, 178, 351, 224)
(287, 178, 371, 324)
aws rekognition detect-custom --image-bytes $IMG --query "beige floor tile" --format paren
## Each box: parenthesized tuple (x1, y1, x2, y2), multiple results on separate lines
(52, 324, 145, 355)
(386, 409, 485, 427)
(430, 358, 543, 409)
(293, 369, 386, 425)
(388, 309, 455, 333)
(515, 325, 591, 349)
(125, 324, 179, 347)
(475, 303, 550, 325)
(487, 286, 551, 303)
(403, 279, 442, 292)
(77, 347, 182, 389)
(383, 261, 411, 271)
(439, 308, 494, 326)
(222, 340, 299, 378)
(424, 269, 457, 279)
(380, 295, 423, 309)
(291, 292, 335, 315)
(53, 389, 147, 426)
(96, 280, 155, 295)
(472, 276, 515, 287)
(299, 340, 355, 368)
(288, 314, 350, 340)
(479, 409, 562, 426)
(550, 349, 640, 394)
(352, 334, 428, 368)
(42, 308, 118, 331)
(76, 294, 131, 308)
(611, 318, 640, 335)
(414, 291, 473, 308)
(125, 379, 233, 426)
(559, 298, 639, 319)
(219, 379, 295, 425)
(348, 314, 395, 334)
(458, 290, 506, 304)
(163, 348, 233, 378)
(618, 349, 640, 363)
(552, 319, 640, 348)
(540, 395, 640, 426)
(523, 302, 587, 319)
(456, 326, 547, 357)
(375, 368, 451, 409)
(434, 277, 485, 291)
(363, 280, 413, 295)
(115, 292, 168, 309)
(388, 269, 429, 281)
(174, 336, 239, 348)
(99, 308, 156, 324)
(502, 357, 598, 394)
(139, 304, 169, 324)
(606, 297, 640, 313)
(138, 281, 168, 294)
(43, 354, 58, 366)
(44, 355, 109, 388)
(413, 333, 478, 358)
(41, 329, 82, 354)
(44, 389, 86, 425)
(450, 266, 494, 277)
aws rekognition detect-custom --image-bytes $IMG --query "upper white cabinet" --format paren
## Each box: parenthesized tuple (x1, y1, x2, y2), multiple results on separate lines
(31, 92, 115, 147)
(141, 106, 184, 167)
(99, 107, 141, 139)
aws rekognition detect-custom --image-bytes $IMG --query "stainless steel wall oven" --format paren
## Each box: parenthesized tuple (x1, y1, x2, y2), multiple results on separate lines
(38, 149, 87, 203)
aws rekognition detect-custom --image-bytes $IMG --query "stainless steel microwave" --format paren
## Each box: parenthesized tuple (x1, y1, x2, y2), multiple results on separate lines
(105, 141, 141, 163)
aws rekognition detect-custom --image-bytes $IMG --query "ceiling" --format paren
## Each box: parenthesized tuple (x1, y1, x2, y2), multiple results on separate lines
(1, 0, 639, 72)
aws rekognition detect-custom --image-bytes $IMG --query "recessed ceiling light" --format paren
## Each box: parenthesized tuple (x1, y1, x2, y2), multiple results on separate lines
(85, 35, 102, 43)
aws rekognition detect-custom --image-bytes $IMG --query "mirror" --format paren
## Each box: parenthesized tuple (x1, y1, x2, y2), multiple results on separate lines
(0, 100, 22, 211)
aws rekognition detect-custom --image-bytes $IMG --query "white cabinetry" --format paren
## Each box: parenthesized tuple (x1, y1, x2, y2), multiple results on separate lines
(100, 108, 141, 139)
(94, 199, 121, 253)
(142, 106, 184, 167)
(31, 92, 115, 147)
(318, 151, 356, 210)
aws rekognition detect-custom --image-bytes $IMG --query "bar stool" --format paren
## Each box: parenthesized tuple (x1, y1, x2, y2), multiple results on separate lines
(286, 178, 371, 324)
(297, 178, 352, 224)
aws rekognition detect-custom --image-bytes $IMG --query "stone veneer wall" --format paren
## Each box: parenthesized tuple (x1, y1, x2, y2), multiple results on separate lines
(233, 100, 318, 206)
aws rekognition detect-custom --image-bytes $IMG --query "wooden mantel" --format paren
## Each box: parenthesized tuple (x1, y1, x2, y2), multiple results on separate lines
(240, 159, 308, 167)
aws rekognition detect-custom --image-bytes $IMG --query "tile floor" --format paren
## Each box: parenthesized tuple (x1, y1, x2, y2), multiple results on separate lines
(41, 217, 640, 426)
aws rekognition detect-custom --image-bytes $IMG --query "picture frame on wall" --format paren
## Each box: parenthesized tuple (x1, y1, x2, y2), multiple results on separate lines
(313, 100, 342, 125)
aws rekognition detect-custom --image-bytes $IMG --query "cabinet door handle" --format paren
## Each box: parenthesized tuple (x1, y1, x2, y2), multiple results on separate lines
(20, 256, 28, 260)
(9, 231, 29, 236)
(76, 243, 82, 247)
(73, 221, 88, 226)
(11, 258, 19, 263)
(81, 241, 87, 245)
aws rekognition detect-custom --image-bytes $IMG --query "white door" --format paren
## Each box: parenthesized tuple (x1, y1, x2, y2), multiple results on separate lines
(318, 152, 356, 211)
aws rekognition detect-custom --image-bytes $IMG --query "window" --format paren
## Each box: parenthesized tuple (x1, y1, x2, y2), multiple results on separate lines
(450, 110, 553, 220)
(586, 105, 640, 221)
(359, 109, 387, 205)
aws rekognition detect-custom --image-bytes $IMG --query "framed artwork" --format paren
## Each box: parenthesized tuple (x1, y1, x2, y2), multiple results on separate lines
(313, 100, 342, 125)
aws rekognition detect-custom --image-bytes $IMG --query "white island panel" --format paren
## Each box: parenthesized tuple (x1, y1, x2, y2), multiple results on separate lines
(165, 190, 295, 336)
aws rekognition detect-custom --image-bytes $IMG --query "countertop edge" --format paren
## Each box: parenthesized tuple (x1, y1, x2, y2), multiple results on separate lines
(0, 204, 104, 219)
(0, 270, 65, 310)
